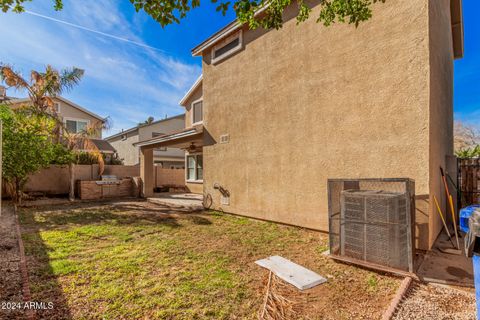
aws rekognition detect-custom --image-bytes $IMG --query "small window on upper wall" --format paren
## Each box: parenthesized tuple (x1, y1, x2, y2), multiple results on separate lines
(192, 100, 203, 125)
(211, 31, 243, 64)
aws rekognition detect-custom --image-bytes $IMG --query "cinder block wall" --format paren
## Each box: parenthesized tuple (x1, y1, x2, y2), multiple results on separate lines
(21, 165, 141, 195)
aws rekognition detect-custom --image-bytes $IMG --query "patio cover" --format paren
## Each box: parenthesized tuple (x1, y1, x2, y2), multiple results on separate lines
(134, 125, 204, 149)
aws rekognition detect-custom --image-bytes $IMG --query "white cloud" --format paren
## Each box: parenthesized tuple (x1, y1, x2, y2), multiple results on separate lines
(0, 0, 201, 134)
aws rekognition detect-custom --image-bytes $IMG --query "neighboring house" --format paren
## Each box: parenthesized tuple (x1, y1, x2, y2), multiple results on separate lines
(4, 94, 114, 154)
(138, 0, 464, 250)
(106, 114, 185, 167)
(8, 95, 105, 138)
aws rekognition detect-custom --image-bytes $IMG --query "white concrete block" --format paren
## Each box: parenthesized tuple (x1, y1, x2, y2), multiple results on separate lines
(255, 255, 327, 290)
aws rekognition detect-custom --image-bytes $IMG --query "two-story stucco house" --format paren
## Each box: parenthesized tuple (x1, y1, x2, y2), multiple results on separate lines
(106, 114, 186, 167)
(5, 95, 116, 154)
(7, 95, 105, 138)
(138, 0, 464, 250)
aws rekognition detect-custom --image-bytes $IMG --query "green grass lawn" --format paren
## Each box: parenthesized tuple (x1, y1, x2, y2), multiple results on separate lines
(19, 201, 400, 319)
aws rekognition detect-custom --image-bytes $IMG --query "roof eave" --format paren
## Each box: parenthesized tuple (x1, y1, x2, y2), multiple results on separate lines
(179, 76, 203, 106)
(191, 5, 270, 56)
(191, 21, 241, 57)
(134, 126, 202, 148)
(451, 0, 464, 59)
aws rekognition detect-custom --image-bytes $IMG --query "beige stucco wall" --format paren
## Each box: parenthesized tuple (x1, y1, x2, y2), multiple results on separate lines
(186, 182, 203, 194)
(107, 116, 186, 165)
(182, 83, 203, 128)
(428, 0, 455, 246)
(9, 98, 103, 138)
(181, 86, 204, 192)
(200, 0, 454, 250)
(22, 165, 140, 195)
(108, 130, 140, 165)
(57, 101, 103, 138)
(138, 115, 185, 141)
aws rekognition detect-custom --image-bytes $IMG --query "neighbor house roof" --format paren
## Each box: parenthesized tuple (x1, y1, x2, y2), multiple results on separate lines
(104, 127, 139, 141)
(74, 138, 116, 154)
(104, 114, 185, 141)
(179, 75, 202, 107)
(9, 96, 105, 121)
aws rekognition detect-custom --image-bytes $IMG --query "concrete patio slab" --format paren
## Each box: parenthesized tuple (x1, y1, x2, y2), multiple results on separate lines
(147, 193, 204, 212)
(416, 230, 474, 287)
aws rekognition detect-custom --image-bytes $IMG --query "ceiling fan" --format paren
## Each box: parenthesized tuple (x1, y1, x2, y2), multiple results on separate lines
(182, 142, 199, 153)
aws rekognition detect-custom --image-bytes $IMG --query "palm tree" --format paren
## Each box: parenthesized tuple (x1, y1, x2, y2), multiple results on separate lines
(0, 64, 107, 201)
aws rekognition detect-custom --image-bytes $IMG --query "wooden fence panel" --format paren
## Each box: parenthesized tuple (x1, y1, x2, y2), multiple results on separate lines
(458, 158, 480, 207)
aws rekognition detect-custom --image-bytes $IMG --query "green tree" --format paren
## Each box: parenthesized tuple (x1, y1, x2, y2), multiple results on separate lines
(139, 116, 154, 126)
(0, 0, 384, 29)
(0, 65, 108, 201)
(0, 105, 72, 205)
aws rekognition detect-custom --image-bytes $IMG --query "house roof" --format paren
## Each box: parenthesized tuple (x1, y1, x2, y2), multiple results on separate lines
(74, 138, 116, 154)
(104, 113, 185, 141)
(179, 75, 202, 107)
(9, 96, 105, 121)
(104, 127, 139, 141)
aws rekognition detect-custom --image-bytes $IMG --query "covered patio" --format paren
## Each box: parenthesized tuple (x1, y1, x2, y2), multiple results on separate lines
(134, 125, 204, 197)
(148, 193, 204, 211)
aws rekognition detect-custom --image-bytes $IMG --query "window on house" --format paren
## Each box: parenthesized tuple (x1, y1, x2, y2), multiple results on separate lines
(192, 100, 203, 124)
(212, 31, 243, 64)
(186, 154, 203, 181)
(53, 102, 60, 113)
(65, 119, 88, 133)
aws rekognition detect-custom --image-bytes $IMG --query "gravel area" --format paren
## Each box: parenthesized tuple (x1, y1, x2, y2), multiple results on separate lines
(0, 206, 25, 320)
(393, 282, 476, 320)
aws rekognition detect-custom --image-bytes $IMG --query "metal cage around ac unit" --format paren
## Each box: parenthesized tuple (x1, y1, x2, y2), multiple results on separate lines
(328, 178, 415, 273)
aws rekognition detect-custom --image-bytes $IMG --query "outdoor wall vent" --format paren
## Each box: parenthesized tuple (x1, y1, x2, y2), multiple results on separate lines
(221, 195, 230, 206)
(220, 134, 230, 144)
(328, 178, 415, 272)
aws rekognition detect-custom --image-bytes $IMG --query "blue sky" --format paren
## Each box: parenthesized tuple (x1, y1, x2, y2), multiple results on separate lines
(0, 0, 236, 135)
(454, 0, 479, 128)
(0, 0, 478, 135)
